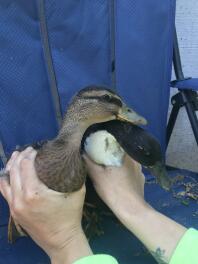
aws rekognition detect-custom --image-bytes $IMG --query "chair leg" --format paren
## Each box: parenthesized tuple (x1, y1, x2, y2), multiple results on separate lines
(185, 100, 198, 145)
(166, 104, 180, 147)
(167, 90, 198, 147)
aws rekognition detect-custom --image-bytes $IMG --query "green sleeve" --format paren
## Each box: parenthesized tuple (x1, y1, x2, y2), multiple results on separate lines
(73, 228, 198, 264)
(170, 228, 198, 264)
(73, 254, 118, 264)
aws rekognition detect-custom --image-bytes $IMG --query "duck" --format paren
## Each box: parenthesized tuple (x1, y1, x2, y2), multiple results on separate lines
(1, 86, 147, 193)
(0, 86, 148, 242)
(83, 120, 171, 191)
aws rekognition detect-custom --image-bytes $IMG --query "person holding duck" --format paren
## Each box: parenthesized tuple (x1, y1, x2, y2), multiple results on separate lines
(0, 87, 197, 264)
(0, 86, 170, 241)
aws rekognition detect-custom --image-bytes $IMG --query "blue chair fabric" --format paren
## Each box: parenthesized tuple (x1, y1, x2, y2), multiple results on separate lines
(114, 0, 175, 151)
(171, 78, 198, 91)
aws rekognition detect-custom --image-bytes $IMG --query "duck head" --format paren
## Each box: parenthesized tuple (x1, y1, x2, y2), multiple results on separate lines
(61, 86, 147, 133)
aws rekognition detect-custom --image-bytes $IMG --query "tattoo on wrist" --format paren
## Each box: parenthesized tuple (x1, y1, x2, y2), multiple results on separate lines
(151, 248, 167, 264)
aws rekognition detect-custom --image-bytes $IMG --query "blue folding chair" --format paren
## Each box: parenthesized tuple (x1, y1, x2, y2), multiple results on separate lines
(0, 1, 197, 264)
(167, 28, 198, 145)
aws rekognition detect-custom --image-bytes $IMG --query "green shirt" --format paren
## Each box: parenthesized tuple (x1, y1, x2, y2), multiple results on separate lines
(170, 228, 198, 264)
(74, 228, 198, 264)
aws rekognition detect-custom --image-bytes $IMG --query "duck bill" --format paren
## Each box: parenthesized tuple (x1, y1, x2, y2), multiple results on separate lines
(148, 162, 172, 191)
(117, 106, 147, 125)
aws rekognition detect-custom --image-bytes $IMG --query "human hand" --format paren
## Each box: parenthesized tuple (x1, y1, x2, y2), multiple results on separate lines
(84, 155, 187, 264)
(84, 156, 186, 263)
(0, 147, 92, 264)
(84, 154, 147, 224)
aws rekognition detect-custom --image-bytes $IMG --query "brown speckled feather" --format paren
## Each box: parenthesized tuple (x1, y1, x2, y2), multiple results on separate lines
(35, 139, 86, 192)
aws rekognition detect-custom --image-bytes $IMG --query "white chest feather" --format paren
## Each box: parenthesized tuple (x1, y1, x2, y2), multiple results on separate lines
(84, 130, 125, 167)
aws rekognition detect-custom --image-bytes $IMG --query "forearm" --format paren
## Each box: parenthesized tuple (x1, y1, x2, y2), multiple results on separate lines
(85, 156, 188, 263)
(50, 230, 93, 264)
(115, 200, 186, 263)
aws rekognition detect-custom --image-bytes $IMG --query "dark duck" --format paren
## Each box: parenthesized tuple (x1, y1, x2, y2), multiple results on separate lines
(0, 86, 171, 241)
(83, 120, 171, 190)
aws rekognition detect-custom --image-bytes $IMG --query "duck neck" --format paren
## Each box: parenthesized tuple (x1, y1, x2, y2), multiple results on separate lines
(56, 117, 89, 149)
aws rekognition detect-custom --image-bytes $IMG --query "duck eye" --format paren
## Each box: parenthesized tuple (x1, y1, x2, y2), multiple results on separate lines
(101, 94, 111, 101)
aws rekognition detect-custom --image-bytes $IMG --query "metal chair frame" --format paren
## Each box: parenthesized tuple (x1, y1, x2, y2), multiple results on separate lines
(166, 28, 198, 146)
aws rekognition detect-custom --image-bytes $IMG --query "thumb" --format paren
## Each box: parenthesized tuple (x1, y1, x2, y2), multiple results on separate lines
(83, 154, 104, 170)
(83, 154, 105, 180)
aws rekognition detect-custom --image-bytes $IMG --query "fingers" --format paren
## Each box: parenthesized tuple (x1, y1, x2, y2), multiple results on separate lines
(0, 151, 20, 203)
(6, 151, 19, 171)
(0, 147, 38, 205)
(0, 176, 12, 204)
(9, 147, 34, 195)
(83, 154, 101, 169)
(19, 148, 42, 191)
(83, 154, 104, 172)
(124, 154, 141, 169)
(84, 153, 141, 172)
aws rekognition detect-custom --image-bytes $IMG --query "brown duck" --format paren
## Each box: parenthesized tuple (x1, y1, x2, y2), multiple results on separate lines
(34, 86, 147, 192)
(1, 86, 147, 241)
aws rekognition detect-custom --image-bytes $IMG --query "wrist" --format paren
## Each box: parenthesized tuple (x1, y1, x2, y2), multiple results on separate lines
(50, 228, 92, 264)
(112, 194, 151, 229)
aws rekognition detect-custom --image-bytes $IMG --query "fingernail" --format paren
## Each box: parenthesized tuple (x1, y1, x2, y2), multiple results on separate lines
(29, 149, 37, 158)
(12, 151, 19, 157)
(26, 146, 33, 151)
